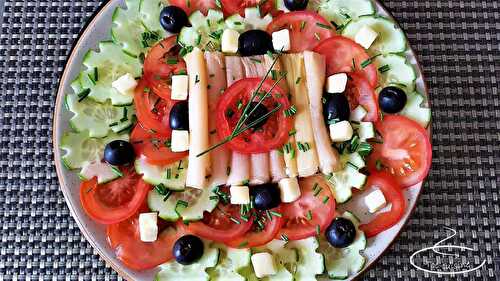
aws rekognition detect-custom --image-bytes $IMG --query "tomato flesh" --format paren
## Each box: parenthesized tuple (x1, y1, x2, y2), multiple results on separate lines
(221, 0, 276, 17)
(169, 0, 216, 15)
(344, 72, 379, 122)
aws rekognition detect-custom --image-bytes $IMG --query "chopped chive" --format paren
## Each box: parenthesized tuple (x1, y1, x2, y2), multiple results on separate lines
(330, 20, 339, 30)
(295, 77, 301, 84)
(375, 159, 384, 171)
(316, 22, 332, 30)
(270, 211, 282, 217)
(271, 70, 278, 80)
(250, 58, 262, 64)
(241, 179, 250, 186)
(176, 200, 188, 208)
(297, 142, 311, 152)
(195, 74, 200, 84)
(328, 118, 340, 125)
(341, 13, 351, 19)
(230, 217, 241, 224)
(349, 135, 360, 152)
(111, 166, 123, 177)
(209, 30, 223, 40)
(177, 160, 183, 170)
(266, 210, 273, 220)
(314, 33, 321, 41)
(306, 210, 313, 220)
(209, 195, 219, 201)
(143, 87, 151, 93)
(378, 64, 391, 73)
(165, 168, 172, 179)
(240, 215, 249, 222)
(300, 21, 306, 31)
(280, 234, 289, 242)
(93, 67, 99, 82)
(236, 99, 243, 110)
(108, 122, 118, 127)
(238, 241, 249, 248)
(284, 105, 297, 117)
(177, 69, 187, 75)
(266, 50, 274, 58)
(233, 21, 243, 26)
(166, 57, 178, 65)
(120, 107, 128, 122)
(164, 139, 172, 148)
(288, 128, 296, 136)
(87, 73, 96, 85)
(312, 182, 319, 191)
(351, 58, 356, 71)
(322, 196, 330, 204)
(316, 225, 321, 235)
(313, 186, 323, 197)
(215, 0, 222, 8)
(346, 161, 359, 170)
(358, 142, 373, 157)
(77, 88, 91, 102)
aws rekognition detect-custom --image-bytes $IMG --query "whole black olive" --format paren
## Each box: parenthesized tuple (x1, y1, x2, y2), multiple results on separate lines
(103, 140, 135, 166)
(284, 0, 309, 11)
(378, 86, 407, 113)
(244, 101, 270, 129)
(325, 217, 356, 248)
(169, 101, 189, 130)
(160, 6, 189, 33)
(239, 30, 274, 56)
(251, 183, 281, 211)
(173, 235, 204, 265)
(323, 93, 350, 124)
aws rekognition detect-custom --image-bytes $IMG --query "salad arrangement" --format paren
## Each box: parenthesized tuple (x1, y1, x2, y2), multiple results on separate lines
(60, 0, 432, 279)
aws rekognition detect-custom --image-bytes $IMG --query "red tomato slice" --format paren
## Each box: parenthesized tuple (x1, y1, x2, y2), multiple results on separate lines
(344, 72, 379, 122)
(143, 36, 186, 100)
(313, 35, 378, 87)
(130, 123, 188, 166)
(278, 175, 336, 240)
(107, 210, 185, 270)
(80, 167, 150, 224)
(216, 78, 292, 154)
(225, 207, 283, 248)
(220, 0, 276, 17)
(169, 0, 216, 15)
(182, 203, 253, 243)
(367, 115, 432, 188)
(267, 11, 334, 53)
(134, 79, 172, 135)
(359, 171, 406, 238)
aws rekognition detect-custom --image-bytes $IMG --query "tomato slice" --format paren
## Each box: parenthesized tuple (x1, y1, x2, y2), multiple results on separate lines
(143, 36, 186, 100)
(130, 123, 188, 166)
(220, 0, 276, 17)
(216, 78, 292, 154)
(359, 171, 406, 238)
(344, 72, 379, 122)
(134, 79, 173, 135)
(278, 175, 336, 240)
(267, 11, 334, 53)
(367, 115, 432, 188)
(80, 167, 150, 224)
(313, 35, 378, 87)
(169, 0, 216, 15)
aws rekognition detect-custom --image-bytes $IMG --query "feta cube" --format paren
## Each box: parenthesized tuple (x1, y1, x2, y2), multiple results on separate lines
(350, 105, 367, 122)
(251, 253, 277, 278)
(364, 189, 387, 213)
(329, 120, 353, 142)
(354, 25, 378, 49)
(139, 212, 158, 242)
(272, 29, 291, 52)
(278, 177, 301, 203)
(230, 185, 250, 204)
(358, 122, 375, 141)
(326, 73, 348, 93)
(171, 75, 189, 101)
(171, 130, 189, 152)
(221, 29, 240, 54)
(112, 73, 138, 96)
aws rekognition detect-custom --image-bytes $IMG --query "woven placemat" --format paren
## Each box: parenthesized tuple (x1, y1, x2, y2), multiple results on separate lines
(0, 0, 498, 280)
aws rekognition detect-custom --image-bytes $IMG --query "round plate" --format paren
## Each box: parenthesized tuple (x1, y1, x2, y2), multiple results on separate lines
(53, 1, 430, 280)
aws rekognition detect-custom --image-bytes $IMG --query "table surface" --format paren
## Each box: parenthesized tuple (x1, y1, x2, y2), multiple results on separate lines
(0, 0, 499, 280)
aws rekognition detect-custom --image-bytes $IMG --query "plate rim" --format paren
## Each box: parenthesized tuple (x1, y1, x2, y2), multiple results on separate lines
(52, 1, 430, 280)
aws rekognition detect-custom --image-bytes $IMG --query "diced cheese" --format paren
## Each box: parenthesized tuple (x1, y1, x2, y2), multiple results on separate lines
(354, 25, 379, 49)
(171, 75, 189, 101)
(278, 177, 301, 203)
(358, 122, 375, 141)
(230, 185, 250, 204)
(171, 130, 189, 152)
(350, 105, 367, 122)
(139, 212, 158, 242)
(329, 121, 353, 142)
(244, 8, 273, 30)
(251, 252, 277, 278)
(112, 73, 137, 96)
(221, 29, 240, 54)
(364, 189, 387, 213)
(326, 73, 348, 94)
(272, 29, 291, 52)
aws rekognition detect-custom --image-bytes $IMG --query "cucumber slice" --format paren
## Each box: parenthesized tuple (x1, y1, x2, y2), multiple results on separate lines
(225, 14, 247, 32)
(156, 241, 220, 281)
(342, 16, 406, 55)
(60, 131, 129, 169)
(287, 237, 325, 281)
(373, 54, 416, 92)
(147, 186, 218, 221)
(208, 244, 251, 281)
(79, 161, 120, 184)
(111, 0, 168, 57)
(65, 92, 135, 138)
(224, 8, 273, 32)
(319, 212, 366, 279)
(178, 9, 225, 51)
(325, 152, 367, 203)
(400, 92, 431, 128)
(309, 0, 375, 28)
(135, 157, 188, 190)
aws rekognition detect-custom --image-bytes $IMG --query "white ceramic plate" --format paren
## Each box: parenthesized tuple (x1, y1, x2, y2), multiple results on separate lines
(53, 1, 430, 280)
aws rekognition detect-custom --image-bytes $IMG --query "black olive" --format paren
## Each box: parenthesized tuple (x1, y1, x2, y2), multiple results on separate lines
(160, 6, 189, 33)
(284, 0, 309, 11)
(173, 235, 204, 265)
(169, 101, 189, 130)
(238, 30, 274, 56)
(378, 86, 407, 113)
(325, 217, 356, 248)
(251, 183, 281, 211)
(103, 140, 135, 166)
(244, 102, 269, 129)
(323, 93, 350, 124)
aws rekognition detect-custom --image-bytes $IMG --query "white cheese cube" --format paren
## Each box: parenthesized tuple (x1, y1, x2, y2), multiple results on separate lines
(278, 177, 301, 203)
(350, 105, 368, 122)
(221, 29, 240, 54)
(251, 253, 277, 278)
(326, 73, 348, 94)
(358, 122, 375, 141)
(272, 29, 291, 52)
(354, 25, 378, 49)
(112, 73, 138, 96)
(364, 189, 387, 213)
(230, 185, 250, 204)
(171, 130, 189, 152)
(139, 212, 158, 242)
(329, 120, 353, 142)
(171, 75, 189, 101)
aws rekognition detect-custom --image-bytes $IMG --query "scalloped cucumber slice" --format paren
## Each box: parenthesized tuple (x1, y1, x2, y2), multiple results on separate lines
(135, 157, 188, 190)
(156, 241, 220, 281)
(225, 7, 273, 32)
(319, 212, 366, 280)
(79, 42, 142, 105)
(248, 240, 298, 281)
(79, 161, 120, 184)
(208, 244, 251, 281)
(373, 54, 416, 92)
(111, 0, 168, 56)
(325, 152, 367, 203)
(308, 0, 375, 28)
(60, 131, 129, 169)
(342, 16, 406, 55)
(287, 237, 325, 281)
(400, 92, 431, 128)
(178, 9, 225, 51)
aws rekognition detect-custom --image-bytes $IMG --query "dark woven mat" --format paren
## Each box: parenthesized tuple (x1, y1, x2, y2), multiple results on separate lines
(0, 0, 498, 280)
